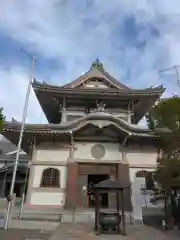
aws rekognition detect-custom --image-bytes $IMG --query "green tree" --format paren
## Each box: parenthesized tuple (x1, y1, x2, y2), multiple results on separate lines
(146, 97, 180, 228)
(0, 107, 5, 131)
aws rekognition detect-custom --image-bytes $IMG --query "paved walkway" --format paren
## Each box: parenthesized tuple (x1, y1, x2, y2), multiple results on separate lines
(48, 223, 180, 240)
(0, 229, 51, 240)
(0, 221, 179, 239)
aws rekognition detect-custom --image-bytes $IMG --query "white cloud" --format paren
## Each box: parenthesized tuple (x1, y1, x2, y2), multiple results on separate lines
(0, 66, 46, 123)
(0, 0, 180, 125)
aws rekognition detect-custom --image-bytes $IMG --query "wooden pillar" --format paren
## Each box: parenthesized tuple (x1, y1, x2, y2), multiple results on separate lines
(77, 175, 88, 208)
(120, 190, 126, 236)
(95, 192, 98, 230)
(65, 162, 78, 209)
(116, 164, 120, 213)
(118, 163, 132, 211)
(96, 193, 101, 235)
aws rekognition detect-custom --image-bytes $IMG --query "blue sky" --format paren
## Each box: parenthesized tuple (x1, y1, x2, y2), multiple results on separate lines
(0, 0, 180, 125)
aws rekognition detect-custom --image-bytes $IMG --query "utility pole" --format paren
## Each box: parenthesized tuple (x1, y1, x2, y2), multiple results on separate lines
(158, 65, 180, 91)
(4, 49, 35, 230)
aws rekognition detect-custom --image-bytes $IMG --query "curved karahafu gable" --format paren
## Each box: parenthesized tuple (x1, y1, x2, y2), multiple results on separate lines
(2, 112, 159, 153)
(3, 112, 155, 136)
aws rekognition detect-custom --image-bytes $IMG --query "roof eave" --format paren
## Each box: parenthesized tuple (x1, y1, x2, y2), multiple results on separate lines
(2, 112, 157, 137)
(32, 83, 165, 96)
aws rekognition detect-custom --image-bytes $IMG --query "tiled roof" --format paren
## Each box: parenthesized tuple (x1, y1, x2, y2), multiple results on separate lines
(93, 179, 131, 190)
(3, 112, 157, 137)
(32, 60, 165, 94)
(61, 62, 130, 90)
(0, 139, 17, 154)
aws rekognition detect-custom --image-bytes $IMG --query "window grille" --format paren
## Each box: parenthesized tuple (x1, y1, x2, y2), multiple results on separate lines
(40, 168, 60, 188)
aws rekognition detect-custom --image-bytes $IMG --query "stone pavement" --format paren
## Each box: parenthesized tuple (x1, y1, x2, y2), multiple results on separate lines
(11, 219, 59, 231)
(0, 229, 51, 240)
(0, 200, 179, 239)
(48, 223, 180, 240)
(0, 221, 179, 240)
(0, 216, 59, 232)
(0, 217, 58, 240)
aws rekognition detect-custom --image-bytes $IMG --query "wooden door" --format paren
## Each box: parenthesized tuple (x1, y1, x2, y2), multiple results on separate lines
(77, 175, 88, 208)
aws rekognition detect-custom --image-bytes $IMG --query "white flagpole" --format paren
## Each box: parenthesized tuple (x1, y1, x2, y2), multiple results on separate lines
(4, 49, 35, 230)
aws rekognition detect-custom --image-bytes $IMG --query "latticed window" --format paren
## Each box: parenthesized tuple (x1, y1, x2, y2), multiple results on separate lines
(40, 168, 60, 188)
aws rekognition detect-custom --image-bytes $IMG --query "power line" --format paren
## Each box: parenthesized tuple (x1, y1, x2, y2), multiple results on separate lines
(158, 65, 180, 91)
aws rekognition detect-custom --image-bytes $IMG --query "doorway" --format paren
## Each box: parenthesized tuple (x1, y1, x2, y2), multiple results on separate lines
(88, 174, 109, 208)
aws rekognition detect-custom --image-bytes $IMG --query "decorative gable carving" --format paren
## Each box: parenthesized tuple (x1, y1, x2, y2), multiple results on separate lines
(82, 79, 109, 89)
(77, 77, 117, 89)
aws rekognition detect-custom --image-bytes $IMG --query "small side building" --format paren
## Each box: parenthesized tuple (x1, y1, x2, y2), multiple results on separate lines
(0, 138, 29, 198)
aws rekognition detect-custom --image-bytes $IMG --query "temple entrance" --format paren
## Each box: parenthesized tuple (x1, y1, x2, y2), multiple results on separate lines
(88, 174, 109, 208)
(66, 163, 131, 210)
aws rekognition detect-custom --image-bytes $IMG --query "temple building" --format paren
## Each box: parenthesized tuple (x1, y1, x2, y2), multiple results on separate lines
(2, 59, 164, 210)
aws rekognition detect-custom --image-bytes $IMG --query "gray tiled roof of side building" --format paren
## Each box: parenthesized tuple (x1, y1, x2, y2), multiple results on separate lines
(0, 138, 17, 154)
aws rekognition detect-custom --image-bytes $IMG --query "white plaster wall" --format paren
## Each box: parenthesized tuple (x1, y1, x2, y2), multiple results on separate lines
(30, 192, 65, 206)
(32, 165, 67, 188)
(129, 168, 155, 183)
(0, 164, 5, 168)
(35, 148, 69, 162)
(74, 142, 121, 161)
(127, 150, 158, 166)
(130, 168, 156, 208)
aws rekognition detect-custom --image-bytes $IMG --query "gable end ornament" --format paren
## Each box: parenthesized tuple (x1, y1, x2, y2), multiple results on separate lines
(91, 58, 104, 70)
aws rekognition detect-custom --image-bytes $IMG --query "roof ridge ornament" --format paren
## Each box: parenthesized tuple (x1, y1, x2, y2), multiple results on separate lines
(91, 58, 104, 70)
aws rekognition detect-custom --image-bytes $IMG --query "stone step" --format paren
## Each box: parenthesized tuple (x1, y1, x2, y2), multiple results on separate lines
(62, 212, 133, 224)
(22, 206, 63, 215)
(20, 213, 62, 222)
(18, 212, 133, 224)
(14, 207, 134, 224)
